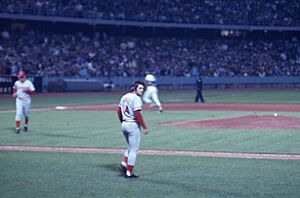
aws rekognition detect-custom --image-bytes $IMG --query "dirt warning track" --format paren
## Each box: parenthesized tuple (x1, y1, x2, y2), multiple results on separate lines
(52, 103, 300, 112)
(2, 102, 300, 113)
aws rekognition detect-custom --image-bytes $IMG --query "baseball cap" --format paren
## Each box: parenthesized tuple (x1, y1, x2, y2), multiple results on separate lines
(18, 71, 26, 78)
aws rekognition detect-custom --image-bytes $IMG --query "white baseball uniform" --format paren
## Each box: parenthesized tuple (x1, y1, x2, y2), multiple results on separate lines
(143, 74, 163, 112)
(143, 85, 162, 107)
(119, 92, 143, 166)
(13, 79, 35, 121)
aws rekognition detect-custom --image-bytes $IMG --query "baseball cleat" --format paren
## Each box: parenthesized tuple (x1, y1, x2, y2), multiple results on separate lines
(124, 174, 139, 179)
(24, 126, 28, 132)
(15, 128, 20, 134)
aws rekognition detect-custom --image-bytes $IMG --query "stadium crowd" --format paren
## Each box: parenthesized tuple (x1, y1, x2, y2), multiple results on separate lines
(0, 30, 299, 78)
(1, 0, 299, 25)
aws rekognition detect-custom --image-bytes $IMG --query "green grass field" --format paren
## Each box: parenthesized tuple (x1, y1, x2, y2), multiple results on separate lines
(1, 88, 300, 198)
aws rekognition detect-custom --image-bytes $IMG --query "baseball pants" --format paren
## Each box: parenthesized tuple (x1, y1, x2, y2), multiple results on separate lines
(15, 98, 31, 121)
(121, 121, 141, 166)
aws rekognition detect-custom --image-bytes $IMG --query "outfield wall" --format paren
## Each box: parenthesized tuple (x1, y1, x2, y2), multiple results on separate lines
(2, 76, 300, 93)
(44, 76, 300, 92)
(0, 75, 43, 94)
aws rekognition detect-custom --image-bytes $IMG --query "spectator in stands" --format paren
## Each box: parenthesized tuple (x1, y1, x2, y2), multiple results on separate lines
(1, 0, 299, 25)
(0, 29, 299, 78)
(103, 78, 115, 92)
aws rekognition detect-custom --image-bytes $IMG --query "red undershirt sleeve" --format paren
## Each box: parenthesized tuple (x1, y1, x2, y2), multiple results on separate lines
(25, 90, 35, 94)
(117, 106, 123, 123)
(134, 110, 147, 130)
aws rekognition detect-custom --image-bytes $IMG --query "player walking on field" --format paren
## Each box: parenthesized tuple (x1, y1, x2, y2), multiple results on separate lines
(117, 81, 149, 179)
(13, 71, 35, 134)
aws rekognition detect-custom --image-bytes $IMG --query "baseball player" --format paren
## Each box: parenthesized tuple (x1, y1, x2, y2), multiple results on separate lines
(143, 74, 163, 113)
(117, 81, 149, 179)
(13, 71, 35, 133)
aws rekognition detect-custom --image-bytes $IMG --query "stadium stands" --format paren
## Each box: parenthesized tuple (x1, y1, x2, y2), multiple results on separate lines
(0, 1, 299, 82)
(0, 0, 299, 26)
(0, 29, 299, 78)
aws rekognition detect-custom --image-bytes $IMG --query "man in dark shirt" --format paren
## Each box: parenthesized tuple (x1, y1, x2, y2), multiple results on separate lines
(195, 74, 205, 103)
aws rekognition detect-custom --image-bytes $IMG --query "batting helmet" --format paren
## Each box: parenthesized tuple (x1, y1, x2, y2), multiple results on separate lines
(145, 74, 156, 82)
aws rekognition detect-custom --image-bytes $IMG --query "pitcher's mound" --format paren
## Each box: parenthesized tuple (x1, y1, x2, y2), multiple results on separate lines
(162, 115, 300, 130)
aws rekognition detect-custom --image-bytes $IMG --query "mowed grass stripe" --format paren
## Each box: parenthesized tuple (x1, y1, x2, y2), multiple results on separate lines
(1, 151, 299, 198)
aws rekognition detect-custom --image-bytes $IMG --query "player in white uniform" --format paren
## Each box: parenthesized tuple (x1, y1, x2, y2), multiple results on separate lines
(117, 81, 149, 179)
(143, 74, 163, 113)
(13, 71, 35, 133)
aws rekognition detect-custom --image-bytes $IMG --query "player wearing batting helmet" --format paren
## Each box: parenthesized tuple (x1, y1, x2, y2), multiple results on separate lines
(143, 74, 163, 113)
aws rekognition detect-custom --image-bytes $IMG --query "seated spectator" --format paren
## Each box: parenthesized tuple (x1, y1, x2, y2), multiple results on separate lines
(103, 79, 115, 92)
(0, 29, 298, 78)
(0, 0, 299, 25)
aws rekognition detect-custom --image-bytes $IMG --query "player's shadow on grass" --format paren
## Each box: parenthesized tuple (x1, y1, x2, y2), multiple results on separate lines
(2, 127, 17, 133)
(36, 133, 82, 139)
(101, 163, 123, 176)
